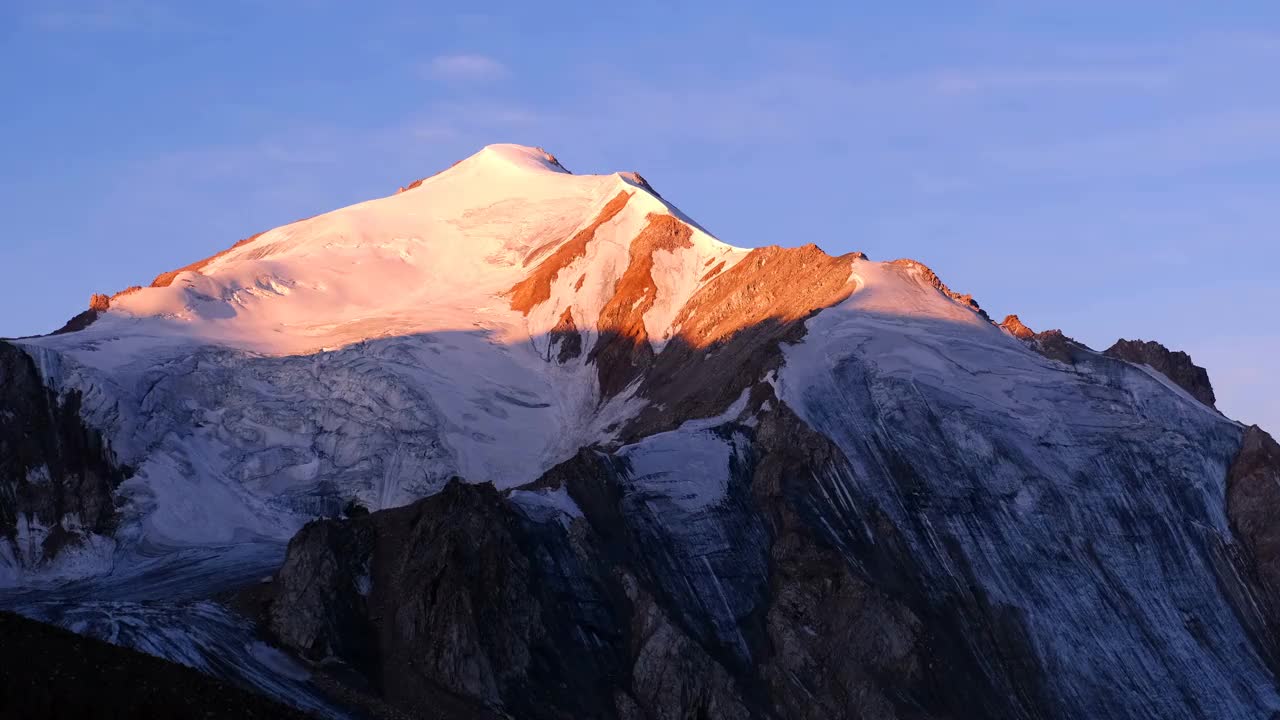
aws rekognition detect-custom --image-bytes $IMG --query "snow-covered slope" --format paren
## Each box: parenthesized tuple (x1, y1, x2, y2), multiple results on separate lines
(776, 260, 1270, 717)
(9, 145, 750, 559)
(3, 144, 1278, 719)
(97, 144, 742, 357)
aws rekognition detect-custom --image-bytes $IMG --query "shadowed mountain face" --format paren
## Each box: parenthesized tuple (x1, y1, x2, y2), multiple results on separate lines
(0, 341, 131, 571)
(256, 327, 1280, 720)
(0, 610, 312, 720)
(2, 144, 1279, 719)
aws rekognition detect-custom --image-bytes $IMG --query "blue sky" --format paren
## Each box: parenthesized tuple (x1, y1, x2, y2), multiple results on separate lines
(1, 1, 1277, 432)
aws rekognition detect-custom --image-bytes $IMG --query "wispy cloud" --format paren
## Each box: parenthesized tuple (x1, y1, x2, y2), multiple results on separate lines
(426, 54, 508, 82)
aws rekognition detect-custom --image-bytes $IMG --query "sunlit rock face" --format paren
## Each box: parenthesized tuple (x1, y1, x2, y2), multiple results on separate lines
(3, 144, 1279, 719)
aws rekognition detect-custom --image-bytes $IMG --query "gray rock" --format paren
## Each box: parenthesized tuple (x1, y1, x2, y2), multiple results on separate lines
(1104, 338, 1217, 407)
(0, 340, 130, 570)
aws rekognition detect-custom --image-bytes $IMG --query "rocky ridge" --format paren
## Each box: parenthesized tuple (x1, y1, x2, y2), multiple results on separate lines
(1104, 338, 1218, 407)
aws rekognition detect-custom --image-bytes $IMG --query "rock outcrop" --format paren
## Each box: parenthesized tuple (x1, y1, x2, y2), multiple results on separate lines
(269, 478, 624, 719)
(0, 341, 130, 573)
(509, 190, 634, 313)
(1224, 426, 1280, 661)
(1104, 338, 1217, 407)
(1002, 324, 1092, 364)
(627, 243, 861, 439)
(999, 315, 1103, 364)
(149, 231, 268, 289)
(999, 314, 1035, 340)
(588, 213, 695, 397)
(1027, 328, 1090, 363)
(48, 309, 101, 336)
(889, 258, 990, 321)
(1227, 427, 1280, 590)
(266, 399, 952, 720)
(48, 294, 113, 336)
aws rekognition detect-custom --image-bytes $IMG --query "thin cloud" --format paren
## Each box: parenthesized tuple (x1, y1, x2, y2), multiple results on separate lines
(426, 54, 508, 82)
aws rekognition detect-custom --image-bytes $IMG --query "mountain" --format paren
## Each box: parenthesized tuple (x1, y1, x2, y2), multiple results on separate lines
(2, 144, 1278, 719)
(0, 610, 312, 719)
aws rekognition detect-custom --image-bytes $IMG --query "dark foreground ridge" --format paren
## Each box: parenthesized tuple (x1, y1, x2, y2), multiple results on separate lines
(0, 611, 313, 720)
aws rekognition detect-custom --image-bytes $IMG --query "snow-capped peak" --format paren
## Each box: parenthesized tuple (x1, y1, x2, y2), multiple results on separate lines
(19, 144, 998, 518)
(6, 143, 1273, 720)
(46, 145, 753, 364)
(464, 143, 573, 175)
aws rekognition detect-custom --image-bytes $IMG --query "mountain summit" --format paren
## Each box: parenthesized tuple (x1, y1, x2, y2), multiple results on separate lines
(2, 145, 1279, 719)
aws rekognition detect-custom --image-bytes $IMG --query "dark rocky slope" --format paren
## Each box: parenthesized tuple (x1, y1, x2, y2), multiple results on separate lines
(266, 394, 946, 720)
(265, 336, 1280, 719)
(269, 379, 1196, 720)
(1223, 426, 1280, 670)
(0, 340, 130, 570)
(0, 610, 312, 720)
